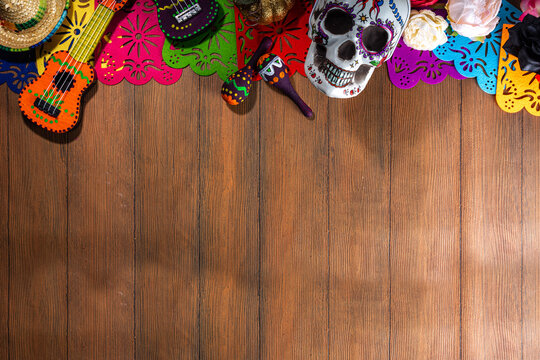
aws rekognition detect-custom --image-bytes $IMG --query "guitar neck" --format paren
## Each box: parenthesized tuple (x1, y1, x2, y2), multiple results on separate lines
(70, 4, 115, 63)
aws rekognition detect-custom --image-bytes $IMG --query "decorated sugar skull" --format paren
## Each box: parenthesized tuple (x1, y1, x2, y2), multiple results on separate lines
(305, 0, 411, 98)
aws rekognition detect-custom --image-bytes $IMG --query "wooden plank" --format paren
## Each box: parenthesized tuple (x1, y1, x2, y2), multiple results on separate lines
(67, 82, 134, 359)
(8, 86, 67, 359)
(260, 76, 328, 359)
(199, 75, 259, 359)
(390, 79, 461, 359)
(523, 112, 539, 360)
(134, 75, 199, 359)
(461, 80, 522, 359)
(0, 85, 8, 360)
(328, 69, 391, 359)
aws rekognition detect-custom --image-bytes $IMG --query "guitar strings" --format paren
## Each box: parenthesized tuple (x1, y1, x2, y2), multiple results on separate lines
(49, 0, 113, 113)
(43, 0, 114, 115)
(47, 0, 112, 109)
(41, 1, 111, 114)
(41, 1, 110, 108)
(169, 0, 197, 24)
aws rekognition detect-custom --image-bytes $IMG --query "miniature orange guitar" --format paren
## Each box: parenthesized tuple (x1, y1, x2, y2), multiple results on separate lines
(19, 0, 129, 133)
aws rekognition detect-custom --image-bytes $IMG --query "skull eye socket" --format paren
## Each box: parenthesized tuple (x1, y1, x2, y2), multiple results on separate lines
(323, 9, 354, 35)
(362, 25, 390, 53)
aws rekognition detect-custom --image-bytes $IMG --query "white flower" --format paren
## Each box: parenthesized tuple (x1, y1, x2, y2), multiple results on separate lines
(446, 0, 502, 40)
(403, 10, 449, 51)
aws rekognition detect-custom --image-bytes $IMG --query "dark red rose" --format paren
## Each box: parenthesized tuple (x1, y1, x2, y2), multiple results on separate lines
(411, 0, 440, 8)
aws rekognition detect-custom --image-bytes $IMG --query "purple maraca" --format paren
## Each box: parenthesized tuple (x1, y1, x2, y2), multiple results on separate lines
(221, 36, 273, 105)
(256, 53, 314, 118)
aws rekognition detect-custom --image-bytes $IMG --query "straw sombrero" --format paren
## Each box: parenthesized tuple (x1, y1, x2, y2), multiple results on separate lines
(0, 0, 69, 52)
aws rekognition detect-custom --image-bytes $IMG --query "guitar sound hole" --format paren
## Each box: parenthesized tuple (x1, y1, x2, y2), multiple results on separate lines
(53, 71, 75, 93)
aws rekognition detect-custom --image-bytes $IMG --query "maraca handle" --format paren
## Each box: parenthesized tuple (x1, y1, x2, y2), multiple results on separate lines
(288, 90, 314, 118)
(246, 37, 273, 68)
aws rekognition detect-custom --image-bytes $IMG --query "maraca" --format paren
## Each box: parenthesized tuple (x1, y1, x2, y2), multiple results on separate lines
(256, 53, 314, 118)
(221, 36, 273, 105)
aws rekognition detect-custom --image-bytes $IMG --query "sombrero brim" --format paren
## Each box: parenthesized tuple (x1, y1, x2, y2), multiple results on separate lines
(0, 0, 69, 52)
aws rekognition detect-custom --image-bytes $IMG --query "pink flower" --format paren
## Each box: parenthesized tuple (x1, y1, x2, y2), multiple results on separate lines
(520, 0, 540, 20)
(446, 0, 502, 40)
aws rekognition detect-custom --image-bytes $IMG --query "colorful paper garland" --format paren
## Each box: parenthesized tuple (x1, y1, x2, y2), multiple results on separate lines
(387, 39, 466, 89)
(235, 0, 311, 79)
(2, 0, 540, 119)
(95, 0, 182, 85)
(432, 0, 521, 95)
(162, 0, 239, 80)
(0, 50, 39, 94)
(496, 24, 540, 116)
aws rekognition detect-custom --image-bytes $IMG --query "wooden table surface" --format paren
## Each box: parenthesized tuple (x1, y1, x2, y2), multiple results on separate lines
(0, 65, 538, 359)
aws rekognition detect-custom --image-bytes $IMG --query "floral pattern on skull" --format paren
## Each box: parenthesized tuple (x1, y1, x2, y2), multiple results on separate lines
(305, 0, 411, 98)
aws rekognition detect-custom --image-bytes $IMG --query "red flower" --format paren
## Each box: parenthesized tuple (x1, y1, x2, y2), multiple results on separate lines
(411, 0, 440, 8)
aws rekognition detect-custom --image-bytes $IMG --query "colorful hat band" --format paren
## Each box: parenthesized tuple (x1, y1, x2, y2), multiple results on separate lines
(2, 0, 48, 31)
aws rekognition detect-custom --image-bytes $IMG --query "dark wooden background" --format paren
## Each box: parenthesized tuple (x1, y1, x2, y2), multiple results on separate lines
(0, 63, 538, 359)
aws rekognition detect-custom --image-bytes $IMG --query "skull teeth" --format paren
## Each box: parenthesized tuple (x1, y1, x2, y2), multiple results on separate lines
(321, 60, 354, 88)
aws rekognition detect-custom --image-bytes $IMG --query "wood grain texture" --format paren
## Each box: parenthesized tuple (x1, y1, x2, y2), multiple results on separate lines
(199, 75, 260, 360)
(523, 112, 539, 360)
(328, 69, 390, 360)
(461, 80, 522, 360)
(67, 82, 134, 360)
(390, 79, 461, 360)
(8, 88, 67, 360)
(135, 75, 199, 359)
(1, 56, 540, 360)
(260, 76, 329, 359)
(0, 86, 8, 360)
